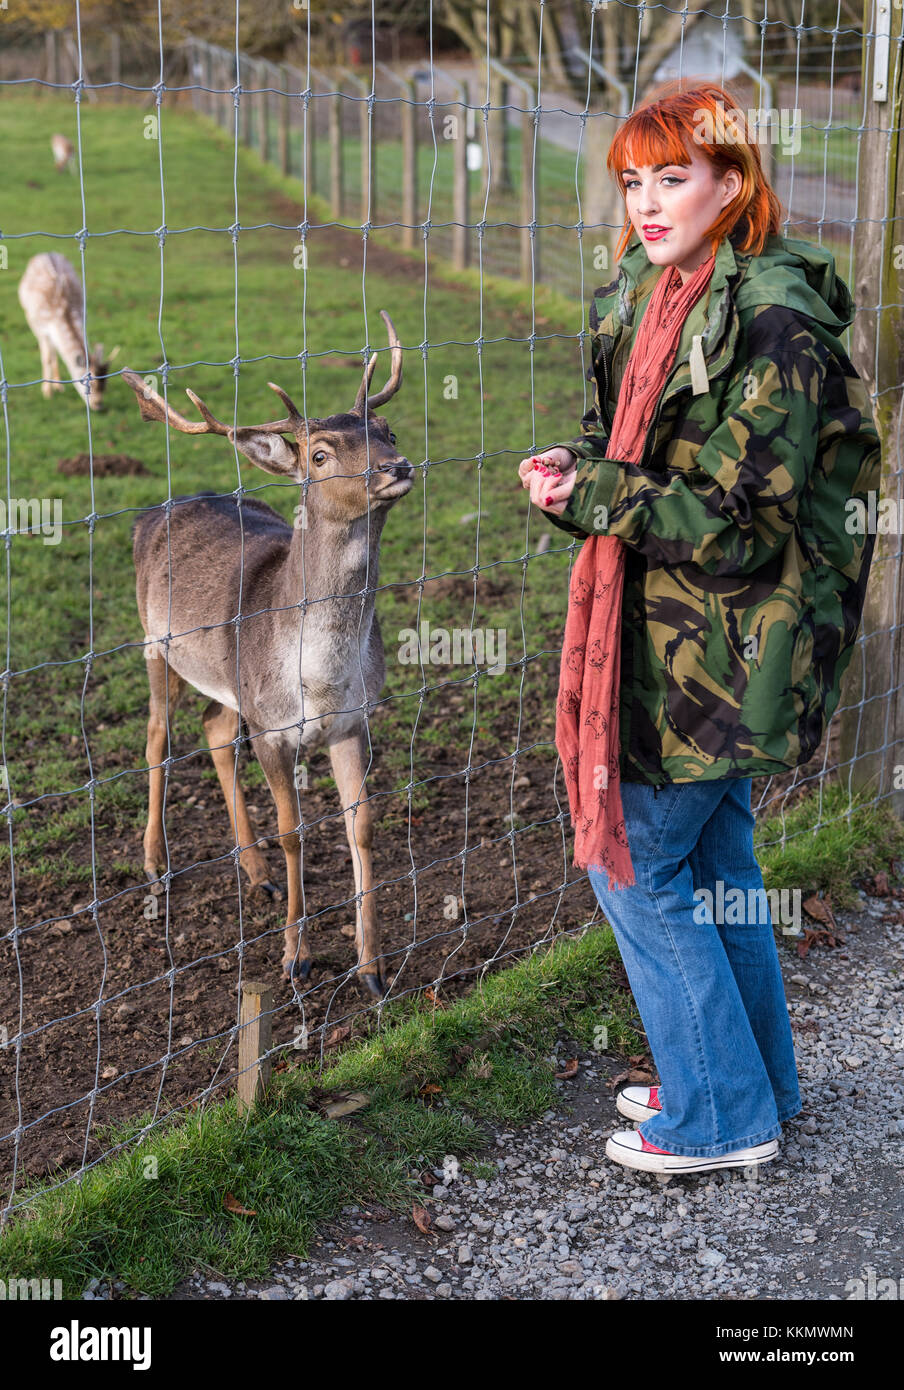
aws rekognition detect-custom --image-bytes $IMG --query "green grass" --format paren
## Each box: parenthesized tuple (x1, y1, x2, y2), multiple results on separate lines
(0, 925, 639, 1297)
(754, 780, 904, 911)
(0, 94, 898, 1296)
(0, 94, 586, 885)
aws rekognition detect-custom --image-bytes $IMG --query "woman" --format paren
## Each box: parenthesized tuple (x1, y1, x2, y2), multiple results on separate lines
(520, 80, 881, 1175)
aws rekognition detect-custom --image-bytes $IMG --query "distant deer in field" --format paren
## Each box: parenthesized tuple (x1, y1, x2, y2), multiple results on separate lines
(123, 311, 411, 996)
(18, 253, 119, 410)
(51, 133, 75, 172)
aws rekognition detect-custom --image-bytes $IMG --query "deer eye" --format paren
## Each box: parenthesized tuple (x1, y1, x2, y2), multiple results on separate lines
(389, 432, 397, 445)
(312, 450, 327, 464)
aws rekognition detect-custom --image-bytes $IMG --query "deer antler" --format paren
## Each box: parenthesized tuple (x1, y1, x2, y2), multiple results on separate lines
(121, 369, 230, 434)
(352, 309, 402, 415)
(121, 370, 307, 437)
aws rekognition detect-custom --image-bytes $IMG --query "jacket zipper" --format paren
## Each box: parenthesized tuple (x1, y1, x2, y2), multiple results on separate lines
(597, 332, 614, 434)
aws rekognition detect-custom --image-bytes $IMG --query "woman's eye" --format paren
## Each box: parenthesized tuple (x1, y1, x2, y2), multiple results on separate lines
(624, 175, 684, 190)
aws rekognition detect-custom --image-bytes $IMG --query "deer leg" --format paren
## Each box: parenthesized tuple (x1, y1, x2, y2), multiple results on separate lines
(38, 337, 56, 399)
(201, 700, 279, 896)
(328, 726, 387, 998)
(143, 654, 186, 893)
(253, 734, 311, 983)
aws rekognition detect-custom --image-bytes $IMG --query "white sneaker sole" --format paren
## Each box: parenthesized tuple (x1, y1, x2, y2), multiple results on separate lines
(605, 1134, 779, 1173)
(616, 1093, 660, 1122)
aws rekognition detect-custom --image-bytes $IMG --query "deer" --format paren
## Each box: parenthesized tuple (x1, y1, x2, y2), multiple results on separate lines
(122, 310, 411, 997)
(17, 252, 119, 410)
(51, 133, 75, 172)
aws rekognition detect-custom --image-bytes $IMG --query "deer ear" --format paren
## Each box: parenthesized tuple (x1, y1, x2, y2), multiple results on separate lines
(231, 427, 300, 477)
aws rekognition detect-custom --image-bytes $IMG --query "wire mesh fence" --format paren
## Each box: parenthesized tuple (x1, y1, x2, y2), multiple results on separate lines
(0, 1, 901, 1226)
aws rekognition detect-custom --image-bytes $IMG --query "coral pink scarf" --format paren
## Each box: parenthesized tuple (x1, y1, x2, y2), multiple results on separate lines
(555, 253, 716, 888)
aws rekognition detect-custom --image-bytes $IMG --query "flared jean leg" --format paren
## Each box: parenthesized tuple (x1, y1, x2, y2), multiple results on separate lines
(686, 778, 802, 1124)
(587, 778, 784, 1158)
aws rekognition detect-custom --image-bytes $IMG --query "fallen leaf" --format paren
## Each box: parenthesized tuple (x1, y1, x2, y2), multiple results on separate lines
(797, 924, 844, 958)
(320, 1090, 370, 1119)
(803, 895, 837, 932)
(324, 1025, 351, 1048)
(870, 871, 890, 896)
(609, 1066, 655, 1089)
(425, 986, 447, 1008)
(555, 1058, 579, 1080)
(223, 1192, 257, 1216)
(412, 1202, 432, 1235)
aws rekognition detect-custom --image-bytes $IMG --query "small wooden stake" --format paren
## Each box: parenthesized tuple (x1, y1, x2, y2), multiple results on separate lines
(237, 981, 273, 1114)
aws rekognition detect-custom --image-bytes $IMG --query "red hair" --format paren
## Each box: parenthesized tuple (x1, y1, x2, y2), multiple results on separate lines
(607, 77, 785, 262)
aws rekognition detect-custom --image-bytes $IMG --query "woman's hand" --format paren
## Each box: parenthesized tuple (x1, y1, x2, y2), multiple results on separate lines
(518, 448, 579, 515)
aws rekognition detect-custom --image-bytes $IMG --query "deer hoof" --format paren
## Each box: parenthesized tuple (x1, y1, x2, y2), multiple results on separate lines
(145, 869, 164, 896)
(283, 957, 312, 983)
(252, 879, 283, 902)
(361, 970, 388, 999)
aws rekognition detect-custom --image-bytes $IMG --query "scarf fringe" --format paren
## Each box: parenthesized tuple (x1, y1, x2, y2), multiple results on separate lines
(573, 851, 636, 891)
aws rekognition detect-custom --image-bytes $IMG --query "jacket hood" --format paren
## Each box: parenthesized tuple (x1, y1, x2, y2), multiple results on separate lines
(731, 232, 854, 333)
(619, 228, 854, 335)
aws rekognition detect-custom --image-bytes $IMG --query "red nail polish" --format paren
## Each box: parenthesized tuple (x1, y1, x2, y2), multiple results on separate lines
(545, 495, 553, 505)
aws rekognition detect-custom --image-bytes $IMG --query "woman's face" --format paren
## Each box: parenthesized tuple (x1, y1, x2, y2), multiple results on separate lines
(619, 145, 742, 281)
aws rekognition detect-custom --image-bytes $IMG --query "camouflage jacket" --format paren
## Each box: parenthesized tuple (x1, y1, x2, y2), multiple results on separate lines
(544, 226, 881, 785)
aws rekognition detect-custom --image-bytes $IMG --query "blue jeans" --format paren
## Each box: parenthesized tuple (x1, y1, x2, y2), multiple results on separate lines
(587, 776, 802, 1157)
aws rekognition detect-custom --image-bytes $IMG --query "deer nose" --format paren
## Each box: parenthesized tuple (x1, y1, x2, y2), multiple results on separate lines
(389, 458, 413, 480)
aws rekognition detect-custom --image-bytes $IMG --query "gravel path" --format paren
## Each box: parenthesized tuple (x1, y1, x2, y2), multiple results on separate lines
(136, 888, 903, 1301)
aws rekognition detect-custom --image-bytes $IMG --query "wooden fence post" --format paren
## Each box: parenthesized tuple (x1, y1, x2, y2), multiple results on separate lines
(329, 82, 344, 218)
(46, 30, 59, 90)
(452, 80, 470, 270)
(400, 74, 418, 249)
(842, 0, 904, 815)
(519, 86, 538, 284)
(221, 50, 231, 131)
(278, 64, 290, 176)
(110, 31, 120, 103)
(257, 60, 269, 162)
(302, 71, 317, 196)
(237, 982, 273, 1114)
(241, 53, 252, 146)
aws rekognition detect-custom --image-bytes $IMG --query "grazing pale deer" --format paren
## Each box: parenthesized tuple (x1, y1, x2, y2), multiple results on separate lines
(123, 311, 411, 996)
(51, 132, 75, 172)
(17, 252, 119, 410)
